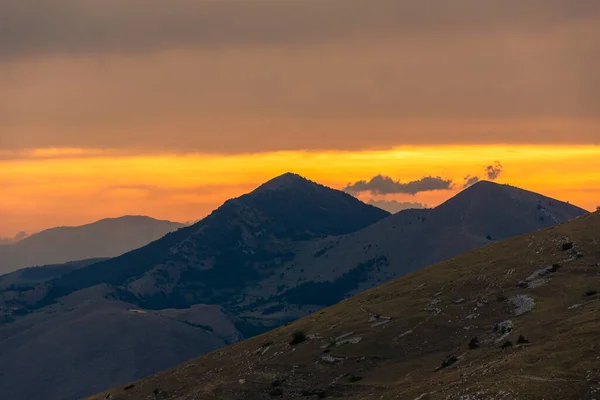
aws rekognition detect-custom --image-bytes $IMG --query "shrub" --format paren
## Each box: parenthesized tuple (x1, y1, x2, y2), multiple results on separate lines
(347, 375, 363, 382)
(517, 335, 529, 344)
(437, 355, 458, 370)
(585, 289, 599, 297)
(486, 234, 493, 240)
(549, 264, 561, 272)
(261, 340, 274, 348)
(501, 340, 513, 349)
(124, 384, 135, 390)
(269, 388, 284, 396)
(289, 330, 307, 346)
(271, 380, 283, 387)
(497, 293, 507, 302)
(468, 337, 479, 349)
(562, 242, 574, 251)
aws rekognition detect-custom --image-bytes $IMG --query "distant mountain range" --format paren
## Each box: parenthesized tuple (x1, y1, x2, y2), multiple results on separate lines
(0, 174, 588, 399)
(0, 216, 184, 274)
(92, 207, 600, 400)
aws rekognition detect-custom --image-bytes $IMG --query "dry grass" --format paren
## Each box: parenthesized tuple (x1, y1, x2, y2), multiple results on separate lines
(90, 212, 600, 400)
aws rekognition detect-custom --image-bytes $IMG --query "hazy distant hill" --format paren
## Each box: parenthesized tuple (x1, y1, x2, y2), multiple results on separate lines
(0, 216, 184, 274)
(91, 210, 600, 400)
(0, 174, 587, 400)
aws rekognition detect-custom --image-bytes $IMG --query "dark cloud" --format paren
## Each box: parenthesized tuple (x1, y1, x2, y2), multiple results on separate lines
(1, 1, 599, 153)
(367, 199, 428, 214)
(463, 175, 480, 188)
(1, 0, 599, 60)
(485, 161, 504, 180)
(344, 175, 453, 195)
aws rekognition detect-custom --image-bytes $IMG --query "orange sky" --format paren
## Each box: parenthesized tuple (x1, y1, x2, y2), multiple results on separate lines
(1, 1, 599, 237)
(1, 145, 599, 237)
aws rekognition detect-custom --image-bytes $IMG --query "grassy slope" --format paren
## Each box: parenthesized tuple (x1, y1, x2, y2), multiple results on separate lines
(91, 212, 600, 400)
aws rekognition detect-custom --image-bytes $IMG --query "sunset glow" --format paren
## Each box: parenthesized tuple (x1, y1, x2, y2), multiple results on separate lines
(1, 144, 598, 237)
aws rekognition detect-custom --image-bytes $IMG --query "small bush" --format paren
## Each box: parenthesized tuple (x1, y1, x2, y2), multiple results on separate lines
(501, 341, 513, 349)
(497, 293, 507, 302)
(585, 289, 599, 297)
(271, 380, 283, 387)
(562, 242, 574, 251)
(468, 337, 479, 349)
(124, 384, 135, 391)
(300, 389, 326, 398)
(289, 330, 307, 346)
(517, 335, 529, 344)
(437, 355, 458, 370)
(486, 234, 493, 240)
(269, 388, 284, 396)
(261, 341, 274, 348)
(347, 375, 363, 383)
(323, 348, 331, 353)
(549, 264, 561, 272)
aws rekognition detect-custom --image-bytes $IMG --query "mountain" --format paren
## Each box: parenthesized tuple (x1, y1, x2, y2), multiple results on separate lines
(0, 173, 389, 400)
(0, 176, 587, 399)
(0, 216, 184, 274)
(90, 210, 600, 400)
(43, 173, 390, 308)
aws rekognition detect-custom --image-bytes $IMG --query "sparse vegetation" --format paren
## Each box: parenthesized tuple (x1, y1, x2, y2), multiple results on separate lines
(271, 380, 283, 387)
(437, 355, 458, 370)
(585, 289, 598, 297)
(468, 337, 479, 349)
(549, 263, 561, 272)
(269, 388, 283, 396)
(347, 374, 363, 383)
(517, 335, 529, 344)
(501, 340, 513, 349)
(289, 330, 307, 346)
(562, 242, 574, 251)
(124, 384, 135, 390)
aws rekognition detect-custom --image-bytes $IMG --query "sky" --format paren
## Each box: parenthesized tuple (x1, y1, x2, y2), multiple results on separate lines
(1, 0, 599, 237)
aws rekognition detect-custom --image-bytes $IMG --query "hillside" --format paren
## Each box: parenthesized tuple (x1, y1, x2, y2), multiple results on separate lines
(0, 216, 184, 274)
(91, 211, 600, 400)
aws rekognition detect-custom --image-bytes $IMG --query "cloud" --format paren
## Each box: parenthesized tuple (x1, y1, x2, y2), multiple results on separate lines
(463, 175, 480, 188)
(1, 1, 599, 154)
(350, 161, 505, 195)
(0, 231, 28, 244)
(344, 175, 453, 195)
(1, 0, 598, 60)
(485, 161, 504, 180)
(367, 199, 428, 214)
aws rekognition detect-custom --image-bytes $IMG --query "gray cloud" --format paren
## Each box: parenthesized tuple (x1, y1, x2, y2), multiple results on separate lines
(344, 175, 453, 195)
(367, 199, 428, 214)
(1, 1, 599, 60)
(1, 1, 599, 153)
(462, 161, 503, 187)
(463, 175, 480, 188)
(485, 161, 504, 180)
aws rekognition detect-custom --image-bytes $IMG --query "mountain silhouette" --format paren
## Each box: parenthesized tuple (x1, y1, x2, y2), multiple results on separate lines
(0, 216, 184, 275)
(0, 176, 588, 400)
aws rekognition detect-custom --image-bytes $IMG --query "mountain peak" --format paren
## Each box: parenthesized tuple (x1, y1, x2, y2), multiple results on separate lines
(252, 172, 313, 193)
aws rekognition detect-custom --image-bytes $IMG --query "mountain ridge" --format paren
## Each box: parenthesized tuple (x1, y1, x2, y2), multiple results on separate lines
(0, 175, 589, 400)
(90, 210, 600, 400)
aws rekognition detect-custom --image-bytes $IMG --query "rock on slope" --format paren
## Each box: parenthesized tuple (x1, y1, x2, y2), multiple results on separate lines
(0, 216, 184, 274)
(91, 211, 600, 400)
